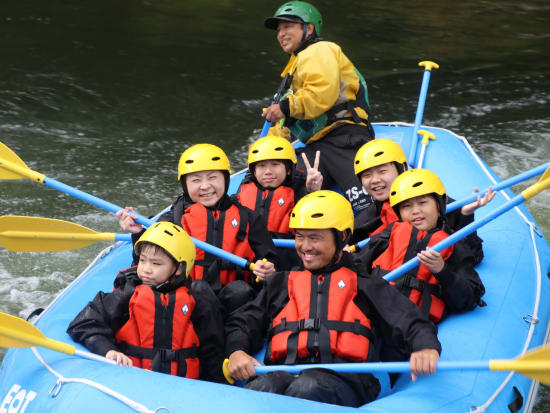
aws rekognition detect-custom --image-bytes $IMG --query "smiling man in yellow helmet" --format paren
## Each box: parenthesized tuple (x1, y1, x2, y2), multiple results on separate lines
(225, 191, 440, 407)
(262, 1, 374, 214)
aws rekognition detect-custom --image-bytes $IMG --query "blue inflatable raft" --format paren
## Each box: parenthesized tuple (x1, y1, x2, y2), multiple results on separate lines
(1, 123, 549, 413)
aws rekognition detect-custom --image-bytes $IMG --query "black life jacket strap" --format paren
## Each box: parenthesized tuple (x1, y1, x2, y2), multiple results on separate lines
(118, 342, 198, 377)
(254, 187, 274, 226)
(268, 317, 375, 364)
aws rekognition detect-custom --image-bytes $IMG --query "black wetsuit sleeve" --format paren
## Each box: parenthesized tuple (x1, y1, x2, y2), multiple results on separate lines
(445, 196, 484, 266)
(247, 209, 278, 263)
(189, 280, 226, 383)
(435, 240, 485, 313)
(353, 227, 392, 274)
(357, 276, 441, 355)
(350, 202, 381, 244)
(66, 280, 136, 357)
(225, 271, 289, 357)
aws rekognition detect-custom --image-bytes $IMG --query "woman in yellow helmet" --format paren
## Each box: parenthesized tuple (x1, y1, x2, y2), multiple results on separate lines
(225, 190, 441, 406)
(116, 143, 278, 315)
(261, 1, 374, 214)
(67, 222, 226, 382)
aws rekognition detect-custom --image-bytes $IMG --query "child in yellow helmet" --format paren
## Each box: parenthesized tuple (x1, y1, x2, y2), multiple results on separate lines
(235, 136, 322, 270)
(67, 222, 225, 382)
(117, 143, 278, 315)
(359, 169, 488, 324)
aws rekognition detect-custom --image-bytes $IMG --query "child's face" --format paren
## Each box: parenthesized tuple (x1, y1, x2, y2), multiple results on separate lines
(137, 245, 182, 286)
(398, 195, 439, 232)
(185, 170, 225, 207)
(360, 163, 400, 202)
(254, 160, 288, 188)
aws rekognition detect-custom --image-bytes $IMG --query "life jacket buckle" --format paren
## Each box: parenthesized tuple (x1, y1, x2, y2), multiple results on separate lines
(160, 349, 176, 362)
(404, 276, 424, 291)
(298, 318, 320, 331)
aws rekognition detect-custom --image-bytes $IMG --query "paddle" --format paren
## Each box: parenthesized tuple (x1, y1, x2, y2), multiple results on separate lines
(0, 311, 115, 365)
(222, 344, 550, 385)
(0, 215, 298, 252)
(259, 74, 292, 138)
(384, 164, 550, 282)
(408, 61, 439, 167)
(0, 142, 257, 270)
(416, 129, 435, 169)
(348, 160, 550, 253)
(0, 215, 132, 252)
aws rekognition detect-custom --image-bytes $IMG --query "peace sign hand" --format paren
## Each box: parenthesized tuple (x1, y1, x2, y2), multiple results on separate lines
(303, 151, 323, 193)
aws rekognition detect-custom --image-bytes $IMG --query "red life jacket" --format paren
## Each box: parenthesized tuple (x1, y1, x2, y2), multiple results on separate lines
(371, 221, 454, 323)
(237, 182, 295, 235)
(370, 201, 399, 236)
(181, 202, 255, 287)
(267, 267, 374, 364)
(114, 284, 200, 378)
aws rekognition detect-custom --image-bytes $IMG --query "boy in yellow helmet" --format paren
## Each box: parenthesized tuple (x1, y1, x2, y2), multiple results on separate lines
(262, 1, 374, 214)
(225, 191, 441, 407)
(67, 222, 225, 382)
(117, 144, 277, 315)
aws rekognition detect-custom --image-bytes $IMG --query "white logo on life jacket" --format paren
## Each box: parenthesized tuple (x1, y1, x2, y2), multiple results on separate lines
(0, 384, 37, 413)
(278, 197, 285, 206)
(182, 304, 189, 315)
(338, 280, 346, 290)
(231, 218, 238, 228)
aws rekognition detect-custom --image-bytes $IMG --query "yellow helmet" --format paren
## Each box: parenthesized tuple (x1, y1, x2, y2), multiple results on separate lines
(248, 136, 297, 165)
(177, 144, 232, 181)
(289, 190, 353, 233)
(354, 139, 407, 178)
(389, 168, 446, 212)
(135, 222, 196, 278)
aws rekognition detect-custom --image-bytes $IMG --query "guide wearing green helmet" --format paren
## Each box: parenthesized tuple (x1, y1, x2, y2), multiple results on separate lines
(261, 2, 375, 215)
(264, 1, 323, 37)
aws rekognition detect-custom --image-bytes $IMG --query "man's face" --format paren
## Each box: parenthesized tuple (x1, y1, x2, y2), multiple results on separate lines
(295, 228, 337, 270)
(276, 20, 313, 54)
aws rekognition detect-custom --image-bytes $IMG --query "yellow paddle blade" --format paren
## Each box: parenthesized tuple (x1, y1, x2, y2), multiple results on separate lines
(0, 142, 45, 182)
(0, 312, 75, 355)
(490, 345, 550, 385)
(0, 216, 116, 252)
(522, 165, 550, 200)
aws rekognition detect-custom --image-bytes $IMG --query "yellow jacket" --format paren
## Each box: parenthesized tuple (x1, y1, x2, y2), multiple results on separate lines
(272, 41, 371, 144)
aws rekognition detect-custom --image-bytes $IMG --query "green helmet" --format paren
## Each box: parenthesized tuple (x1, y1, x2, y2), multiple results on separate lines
(264, 1, 323, 36)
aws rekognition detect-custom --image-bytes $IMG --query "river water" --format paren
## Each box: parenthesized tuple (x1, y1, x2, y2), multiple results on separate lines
(1, 0, 549, 410)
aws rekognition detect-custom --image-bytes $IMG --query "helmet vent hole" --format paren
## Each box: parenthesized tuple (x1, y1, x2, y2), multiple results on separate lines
(185, 160, 194, 164)
(275, 147, 283, 151)
(212, 156, 221, 161)
(252, 149, 259, 154)
(311, 213, 324, 219)
(164, 230, 174, 237)
(413, 181, 423, 188)
(390, 191, 396, 196)
(374, 151, 384, 157)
